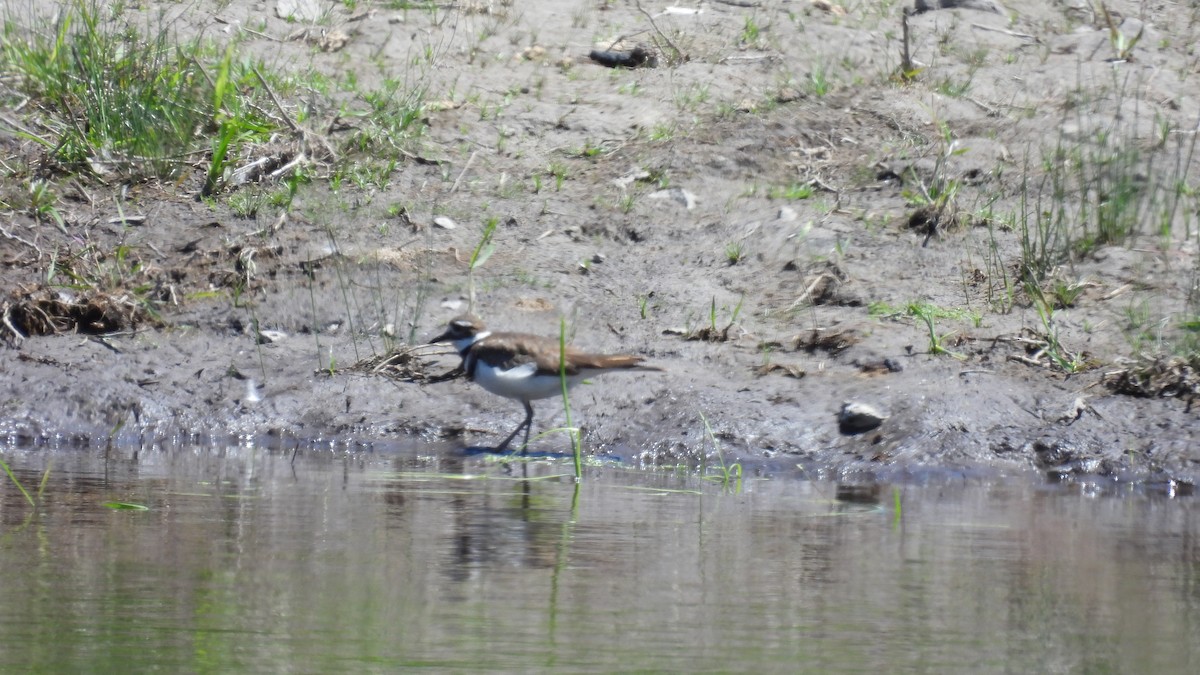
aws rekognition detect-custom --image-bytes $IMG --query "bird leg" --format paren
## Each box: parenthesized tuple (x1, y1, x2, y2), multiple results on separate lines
(494, 401, 534, 454)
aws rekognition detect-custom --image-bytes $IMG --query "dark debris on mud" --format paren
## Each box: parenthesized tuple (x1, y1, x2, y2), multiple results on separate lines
(346, 345, 460, 385)
(3, 284, 159, 340)
(1103, 356, 1200, 405)
(793, 328, 861, 354)
(753, 362, 807, 379)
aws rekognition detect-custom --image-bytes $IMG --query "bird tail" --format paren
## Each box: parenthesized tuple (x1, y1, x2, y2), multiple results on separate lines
(578, 354, 663, 371)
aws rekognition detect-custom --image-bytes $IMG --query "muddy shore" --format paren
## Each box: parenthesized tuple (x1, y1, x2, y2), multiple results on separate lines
(2, 0, 1198, 486)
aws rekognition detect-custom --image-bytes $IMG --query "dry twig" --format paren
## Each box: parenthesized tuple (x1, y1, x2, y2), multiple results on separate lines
(451, 151, 478, 194)
(634, 1, 686, 64)
(0, 224, 42, 257)
(253, 66, 338, 163)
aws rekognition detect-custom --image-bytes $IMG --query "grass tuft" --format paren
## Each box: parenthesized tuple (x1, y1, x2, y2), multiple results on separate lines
(2, 2, 228, 180)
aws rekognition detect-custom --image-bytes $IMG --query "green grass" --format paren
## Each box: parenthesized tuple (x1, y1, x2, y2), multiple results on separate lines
(1007, 65, 1200, 367)
(649, 123, 675, 141)
(869, 300, 980, 325)
(0, 0, 432, 348)
(699, 411, 742, 491)
(895, 303, 966, 359)
(0, 457, 36, 508)
(1026, 282, 1085, 372)
(11, 180, 65, 228)
(870, 301, 979, 358)
(809, 65, 831, 97)
(1, 1, 235, 181)
(766, 183, 815, 200)
(575, 140, 607, 158)
(724, 241, 745, 265)
(547, 161, 570, 191)
(1016, 70, 1199, 286)
(1048, 278, 1086, 309)
(1100, 2, 1143, 61)
(2, 1, 427, 194)
(673, 82, 710, 112)
(559, 318, 583, 481)
(103, 501, 149, 510)
(901, 121, 965, 233)
(740, 15, 761, 46)
(712, 295, 743, 332)
(934, 75, 973, 98)
(467, 216, 499, 313)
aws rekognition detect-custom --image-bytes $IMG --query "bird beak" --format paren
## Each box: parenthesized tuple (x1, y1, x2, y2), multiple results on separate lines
(427, 329, 452, 345)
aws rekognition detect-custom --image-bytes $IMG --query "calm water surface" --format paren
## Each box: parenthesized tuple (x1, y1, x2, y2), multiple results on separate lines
(0, 444, 1196, 672)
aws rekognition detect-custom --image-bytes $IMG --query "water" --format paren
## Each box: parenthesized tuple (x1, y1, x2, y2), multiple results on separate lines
(0, 444, 1196, 672)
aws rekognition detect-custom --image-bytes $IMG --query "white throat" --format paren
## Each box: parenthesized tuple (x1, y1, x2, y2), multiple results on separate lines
(453, 329, 490, 355)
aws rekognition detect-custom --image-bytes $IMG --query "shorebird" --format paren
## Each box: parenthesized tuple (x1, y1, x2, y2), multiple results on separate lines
(429, 314, 661, 452)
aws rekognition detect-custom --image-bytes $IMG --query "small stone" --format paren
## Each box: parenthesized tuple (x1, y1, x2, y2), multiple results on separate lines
(838, 401, 887, 434)
(614, 168, 651, 188)
(649, 187, 696, 210)
(317, 29, 350, 53)
(913, 0, 1002, 13)
(777, 206, 798, 222)
(811, 0, 848, 16)
(433, 216, 457, 230)
(775, 87, 802, 103)
(257, 330, 287, 344)
(108, 215, 147, 226)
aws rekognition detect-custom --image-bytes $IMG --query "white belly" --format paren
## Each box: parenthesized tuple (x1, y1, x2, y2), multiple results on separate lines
(473, 361, 582, 402)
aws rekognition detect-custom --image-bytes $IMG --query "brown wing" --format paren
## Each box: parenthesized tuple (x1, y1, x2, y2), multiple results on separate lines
(470, 337, 545, 371)
(479, 332, 661, 376)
